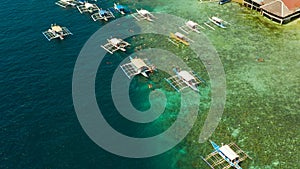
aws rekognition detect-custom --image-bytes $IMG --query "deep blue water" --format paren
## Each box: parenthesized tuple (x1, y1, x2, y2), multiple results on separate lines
(0, 0, 181, 168)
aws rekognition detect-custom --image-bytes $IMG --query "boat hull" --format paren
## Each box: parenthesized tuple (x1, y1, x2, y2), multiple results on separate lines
(170, 33, 189, 46)
(219, 0, 231, 5)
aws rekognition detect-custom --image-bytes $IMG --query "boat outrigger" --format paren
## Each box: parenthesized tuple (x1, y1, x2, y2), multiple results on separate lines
(76, 2, 99, 14)
(205, 16, 229, 30)
(113, 3, 127, 15)
(101, 38, 130, 54)
(168, 32, 193, 46)
(201, 140, 252, 169)
(165, 68, 205, 92)
(120, 57, 156, 79)
(91, 9, 115, 21)
(179, 20, 204, 34)
(131, 9, 155, 22)
(42, 24, 73, 41)
(55, 0, 79, 8)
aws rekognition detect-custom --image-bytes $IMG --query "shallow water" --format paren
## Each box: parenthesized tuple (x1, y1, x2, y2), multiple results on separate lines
(1, 0, 299, 168)
(119, 0, 300, 168)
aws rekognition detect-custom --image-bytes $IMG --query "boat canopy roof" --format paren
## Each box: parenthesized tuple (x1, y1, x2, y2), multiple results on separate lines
(175, 32, 185, 39)
(187, 21, 198, 27)
(131, 58, 148, 69)
(178, 70, 194, 81)
(219, 145, 239, 161)
(52, 25, 63, 32)
(139, 9, 150, 15)
(212, 16, 223, 23)
(85, 3, 94, 8)
(110, 38, 122, 45)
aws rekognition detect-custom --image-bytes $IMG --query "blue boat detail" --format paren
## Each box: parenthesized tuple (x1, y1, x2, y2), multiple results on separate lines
(201, 140, 252, 169)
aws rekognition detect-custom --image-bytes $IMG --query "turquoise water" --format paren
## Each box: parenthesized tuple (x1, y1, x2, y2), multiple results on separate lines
(1, 0, 299, 168)
(0, 0, 175, 168)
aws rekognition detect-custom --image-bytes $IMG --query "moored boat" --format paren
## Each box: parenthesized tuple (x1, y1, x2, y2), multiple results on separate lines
(169, 32, 191, 46)
(209, 16, 228, 28)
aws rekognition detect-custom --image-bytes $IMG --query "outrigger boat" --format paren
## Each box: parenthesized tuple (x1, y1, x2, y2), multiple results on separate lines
(91, 9, 115, 21)
(42, 24, 72, 41)
(101, 38, 130, 54)
(55, 0, 78, 8)
(179, 20, 204, 34)
(113, 3, 127, 15)
(201, 140, 252, 169)
(219, 0, 231, 5)
(168, 32, 193, 46)
(120, 57, 156, 79)
(131, 9, 155, 22)
(165, 68, 205, 92)
(76, 2, 99, 14)
(205, 16, 229, 30)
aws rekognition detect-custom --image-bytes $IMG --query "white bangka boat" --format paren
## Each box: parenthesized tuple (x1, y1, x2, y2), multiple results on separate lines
(179, 20, 205, 34)
(101, 38, 130, 54)
(55, 0, 78, 8)
(205, 16, 229, 30)
(165, 68, 205, 92)
(131, 9, 155, 22)
(201, 140, 252, 169)
(42, 24, 73, 41)
(77, 2, 99, 14)
(120, 57, 156, 79)
(91, 9, 115, 21)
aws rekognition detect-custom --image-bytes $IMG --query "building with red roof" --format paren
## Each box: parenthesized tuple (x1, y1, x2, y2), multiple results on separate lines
(243, 0, 300, 24)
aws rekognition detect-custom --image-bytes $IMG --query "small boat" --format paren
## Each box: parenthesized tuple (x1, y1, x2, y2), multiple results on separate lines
(219, 0, 231, 5)
(179, 20, 204, 34)
(208, 16, 228, 28)
(132, 9, 155, 22)
(42, 24, 73, 41)
(55, 0, 78, 8)
(174, 68, 199, 92)
(91, 8, 115, 21)
(76, 2, 99, 14)
(101, 38, 130, 54)
(120, 57, 156, 79)
(165, 68, 205, 92)
(114, 3, 126, 15)
(169, 32, 192, 46)
(201, 140, 252, 169)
